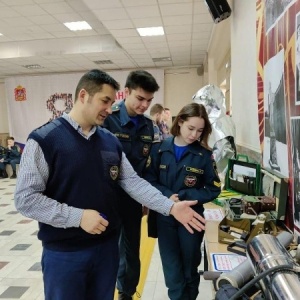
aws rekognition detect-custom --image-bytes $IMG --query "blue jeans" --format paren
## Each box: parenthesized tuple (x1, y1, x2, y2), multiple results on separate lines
(157, 211, 205, 300)
(42, 233, 119, 300)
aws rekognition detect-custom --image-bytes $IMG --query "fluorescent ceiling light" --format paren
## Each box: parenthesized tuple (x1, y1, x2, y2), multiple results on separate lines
(0, 33, 3, 36)
(137, 26, 164, 37)
(64, 21, 92, 31)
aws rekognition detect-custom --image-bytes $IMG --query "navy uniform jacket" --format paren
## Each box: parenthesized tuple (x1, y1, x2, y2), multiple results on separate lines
(145, 137, 221, 211)
(103, 100, 154, 178)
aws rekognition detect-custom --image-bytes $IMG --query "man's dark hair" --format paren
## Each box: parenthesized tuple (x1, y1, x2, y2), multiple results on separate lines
(125, 70, 159, 93)
(75, 69, 120, 101)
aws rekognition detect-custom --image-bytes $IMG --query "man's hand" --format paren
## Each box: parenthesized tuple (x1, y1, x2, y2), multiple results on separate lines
(80, 209, 109, 234)
(170, 200, 205, 234)
(170, 194, 179, 202)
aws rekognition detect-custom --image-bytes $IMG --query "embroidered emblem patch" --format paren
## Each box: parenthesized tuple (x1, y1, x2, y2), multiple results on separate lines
(186, 167, 203, 174)
(184, 175, 197, 187)
(143, 144, 150, 156)
(110, 166, 119, 180)
(214, 181, 222, 187)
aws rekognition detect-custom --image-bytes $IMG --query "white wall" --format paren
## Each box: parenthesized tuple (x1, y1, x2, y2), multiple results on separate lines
(164, 67, 203, 117)
(0, 83, 9, 133)
(231, 0, 260, 152)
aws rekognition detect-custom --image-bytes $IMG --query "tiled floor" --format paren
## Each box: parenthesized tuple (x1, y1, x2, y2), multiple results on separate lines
(0, 178, 214, 300)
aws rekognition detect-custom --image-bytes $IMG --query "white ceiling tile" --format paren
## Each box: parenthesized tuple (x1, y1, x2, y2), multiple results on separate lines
(29, 32, 55, 39)
(2, 16, 34, 27)
(126, 6, 160, 19)
(164, 24, 191, 34)
(93, 8, 129, 21)
(51, 31, 77, 38)
(0, 7, 21, 18)
(122, 0, 157, 6)
(192, 31, 211, 39)
(160, 3, 193, 16)
(30, 15, 59, 25)
(12, 4, 48, 16)
(110, 29, 139, 38)
(102, 20, 134, 30)
(193, 14, 213, 24)
(163, 15, 192, 26)
(192, 23, 213, 32)
(42, 23, 70, 32)
(116, 36, 142, 44)
(131, 17, 162, 28)
(158, 0, 192, 3)
(39, 2, 74, 14)
(168, 40, 190, 47)
(53, 13, 83, 23)
(167, 33, 191, 41)
(121, 43, 146, 50)
(82, 0, 122, 9)
(194, 1, 210, 14)
(142, 36, 167, 43)
(2, 0, 34, 5)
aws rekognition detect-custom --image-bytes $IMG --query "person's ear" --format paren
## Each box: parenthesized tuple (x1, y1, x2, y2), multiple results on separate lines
(78, 89, 87, 103)
(125, 87, 130, 98)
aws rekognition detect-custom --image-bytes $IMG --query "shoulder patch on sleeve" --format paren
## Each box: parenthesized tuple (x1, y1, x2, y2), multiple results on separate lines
(111, 104, 120, 112)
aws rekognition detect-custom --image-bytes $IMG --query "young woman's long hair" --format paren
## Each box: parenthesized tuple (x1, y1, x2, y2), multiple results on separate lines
(170, 103, 212, 149)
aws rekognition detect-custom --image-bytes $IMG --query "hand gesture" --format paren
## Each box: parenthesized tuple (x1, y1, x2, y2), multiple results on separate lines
(80, 209, 109, 234)
(170, 200, 205, 234)
(170, 194, 179, 202)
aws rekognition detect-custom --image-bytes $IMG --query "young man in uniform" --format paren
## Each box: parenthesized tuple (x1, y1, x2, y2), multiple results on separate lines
(102, 70, 159, 300)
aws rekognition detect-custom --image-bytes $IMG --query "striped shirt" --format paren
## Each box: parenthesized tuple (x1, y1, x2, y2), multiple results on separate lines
(14, 113, 173, 229)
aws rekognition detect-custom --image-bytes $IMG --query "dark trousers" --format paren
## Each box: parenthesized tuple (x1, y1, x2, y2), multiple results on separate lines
(0, 158, 20, 171)
(117, 197, 143, 296)
(157, 211, 205, 300)
(41, 233, 119, 300)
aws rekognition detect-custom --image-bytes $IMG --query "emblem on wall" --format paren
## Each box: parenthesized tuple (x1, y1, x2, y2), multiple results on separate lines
(14, 85, 27, 101)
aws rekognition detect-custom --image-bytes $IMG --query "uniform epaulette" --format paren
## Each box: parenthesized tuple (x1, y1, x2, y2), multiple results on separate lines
(111, 104, 120, 112)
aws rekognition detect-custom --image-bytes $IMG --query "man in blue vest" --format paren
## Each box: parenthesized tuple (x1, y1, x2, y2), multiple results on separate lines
(14, 69, 205, 300)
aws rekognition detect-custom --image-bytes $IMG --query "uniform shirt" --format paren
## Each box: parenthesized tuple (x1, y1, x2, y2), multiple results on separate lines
(14, 113, 174, 230)
(145, 137, 221, 207)
(102, 100, 154, 177)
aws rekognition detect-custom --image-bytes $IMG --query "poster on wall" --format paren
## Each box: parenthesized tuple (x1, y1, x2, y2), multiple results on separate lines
(291, 117, 300, 226)
(5, 69, 164, 144)
(257, 0, 300, 231)
(265, 0, 296, 33)
(295, 12, 300, 105)
(263, 49, 288, 177)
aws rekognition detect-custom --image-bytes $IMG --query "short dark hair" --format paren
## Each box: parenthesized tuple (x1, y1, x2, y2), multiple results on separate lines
(75, 69, 120, 101)
(125, 70, 159, 93)
(170, 103, 212, 148)
(150, 103, 164, 116)
(7, 136, 14, 141)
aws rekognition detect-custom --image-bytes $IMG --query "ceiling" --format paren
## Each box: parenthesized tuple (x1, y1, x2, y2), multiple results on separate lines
(0, 0, 215, 81)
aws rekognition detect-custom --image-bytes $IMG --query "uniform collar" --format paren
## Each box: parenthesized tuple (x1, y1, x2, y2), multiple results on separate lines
(118, 100, 148, 128)
(160, 137, 203, 155)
